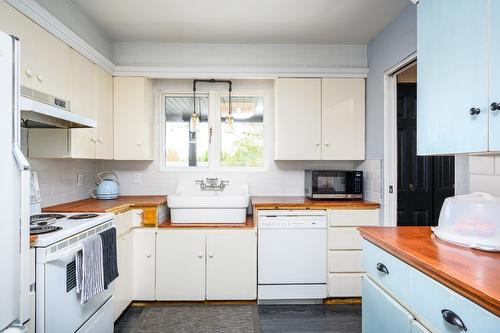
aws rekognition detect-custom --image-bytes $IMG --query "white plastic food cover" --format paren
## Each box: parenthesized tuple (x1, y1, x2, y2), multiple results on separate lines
(433, 192, 500, 252)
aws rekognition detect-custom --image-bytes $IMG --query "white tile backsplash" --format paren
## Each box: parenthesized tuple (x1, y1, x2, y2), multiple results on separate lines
(354, 158, 383, 203)
(28, 159, 96, 207)
(468, 155, 500, 196)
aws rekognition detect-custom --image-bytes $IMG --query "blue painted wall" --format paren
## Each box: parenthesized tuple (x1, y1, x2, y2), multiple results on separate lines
(366, 5, 416, 159)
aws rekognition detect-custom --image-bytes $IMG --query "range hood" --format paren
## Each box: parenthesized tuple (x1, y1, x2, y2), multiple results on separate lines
(20, 86, 96, 128)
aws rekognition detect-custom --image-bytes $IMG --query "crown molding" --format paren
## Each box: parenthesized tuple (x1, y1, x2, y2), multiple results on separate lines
(113, 65, 369, 79)
(6, 0, 115, 73)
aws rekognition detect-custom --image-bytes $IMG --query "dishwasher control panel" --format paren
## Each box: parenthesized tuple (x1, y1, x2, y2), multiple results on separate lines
(257, 210, 327, 229)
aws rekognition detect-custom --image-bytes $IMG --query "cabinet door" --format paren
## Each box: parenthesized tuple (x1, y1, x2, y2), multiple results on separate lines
(206, 230, 257, 300)
(114, 231, 133, 321)
(156, 231, 206, 300)
(114, 77, 153, 160)
(32, 24, 70, 101)
(417, 0, 489, 154)
(362, 276, 413, 333)
(0, 1, 35, 89)
(274, 78, 322, 160)
(321, 78, 365, 160)
(133, 229, 156, 300)
(95, 66, 114, 159)
(70, 50, 95, 119)
(490, 0, 500, 151)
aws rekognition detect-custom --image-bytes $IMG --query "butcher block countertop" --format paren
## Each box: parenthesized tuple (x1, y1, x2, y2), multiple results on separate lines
(251, 196, 380, 209)
(42, 195, 167, 214)
(159, 215, 254, 229)
(358, 226, 500, 316)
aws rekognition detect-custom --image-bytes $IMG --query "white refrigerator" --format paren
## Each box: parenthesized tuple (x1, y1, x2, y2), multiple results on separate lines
(0, 30, 31, 332)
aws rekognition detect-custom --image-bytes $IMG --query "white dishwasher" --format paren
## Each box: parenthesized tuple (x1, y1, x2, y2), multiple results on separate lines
(258, 210, 327, 302)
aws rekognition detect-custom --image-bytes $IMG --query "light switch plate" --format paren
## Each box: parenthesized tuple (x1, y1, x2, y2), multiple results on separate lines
(133, 173, 142, 184)
(76, 174, 83, 187)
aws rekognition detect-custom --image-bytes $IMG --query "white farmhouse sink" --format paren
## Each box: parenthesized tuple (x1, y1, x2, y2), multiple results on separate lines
(168, 178, 250, 224)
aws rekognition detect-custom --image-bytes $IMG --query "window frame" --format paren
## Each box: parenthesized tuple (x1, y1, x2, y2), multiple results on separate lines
(159, 90, 269, 172)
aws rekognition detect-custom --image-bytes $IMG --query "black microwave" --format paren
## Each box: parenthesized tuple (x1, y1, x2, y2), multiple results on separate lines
(305, 170, 363, 199)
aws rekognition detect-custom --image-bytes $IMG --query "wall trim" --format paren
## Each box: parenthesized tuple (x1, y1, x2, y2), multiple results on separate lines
(6, 0, 115, 73)
(113, 65, 369, 79)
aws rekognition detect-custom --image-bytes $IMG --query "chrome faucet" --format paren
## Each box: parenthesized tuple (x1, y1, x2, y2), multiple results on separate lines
(195, 178, 229, 191)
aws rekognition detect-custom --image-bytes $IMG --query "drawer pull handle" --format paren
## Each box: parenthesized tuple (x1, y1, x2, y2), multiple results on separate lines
(376, 263, 389, 275)
(441, 309, 467, 331)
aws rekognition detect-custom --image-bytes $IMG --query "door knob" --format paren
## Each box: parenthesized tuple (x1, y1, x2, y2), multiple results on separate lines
(490, 102, 500, 111)
(409, 184, 415, 191)
(469, 107, 480, 116)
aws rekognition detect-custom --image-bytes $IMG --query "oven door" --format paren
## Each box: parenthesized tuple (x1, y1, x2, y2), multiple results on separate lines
(41, 249, 112, 333)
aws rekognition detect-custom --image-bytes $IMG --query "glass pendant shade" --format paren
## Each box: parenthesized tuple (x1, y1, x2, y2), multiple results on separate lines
(189, 112, 200, 132)
(225, 114, 235, 133)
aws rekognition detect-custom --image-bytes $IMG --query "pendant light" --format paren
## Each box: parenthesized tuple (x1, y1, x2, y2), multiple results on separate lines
(225, 85, 235, 133)
(190, 87, 200, 133)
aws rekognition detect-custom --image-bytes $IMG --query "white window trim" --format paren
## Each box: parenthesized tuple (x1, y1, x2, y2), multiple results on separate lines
(158, 89, 269, 172)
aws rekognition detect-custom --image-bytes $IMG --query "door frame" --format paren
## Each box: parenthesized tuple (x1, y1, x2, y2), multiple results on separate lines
(383, 53, 417, 226)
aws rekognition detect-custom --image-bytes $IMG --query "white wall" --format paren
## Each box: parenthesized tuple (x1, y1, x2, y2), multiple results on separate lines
(366, 5, 417, 159)
(97, 79, 381, 200)
(468, 156, 500, 196)
(33, 0, 113, 60)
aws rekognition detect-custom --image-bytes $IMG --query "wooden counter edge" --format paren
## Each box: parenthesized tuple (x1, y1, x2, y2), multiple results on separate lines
(159, 215, 254, 229)
(358, 228, 500, 317)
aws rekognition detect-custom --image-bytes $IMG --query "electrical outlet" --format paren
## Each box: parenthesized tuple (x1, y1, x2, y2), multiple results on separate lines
(133, 173, 142, 184)
(76, 174, 83, 187)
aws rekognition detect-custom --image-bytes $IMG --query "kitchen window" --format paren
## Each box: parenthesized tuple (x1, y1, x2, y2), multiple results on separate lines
(161, 91, 267, 171)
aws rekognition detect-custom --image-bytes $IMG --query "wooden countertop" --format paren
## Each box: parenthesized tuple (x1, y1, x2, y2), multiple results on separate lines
(358, 226, 500, 316)
(159, 215, 254, 229)
(251, 196, 380, 209)
(43, 195, 167, 213)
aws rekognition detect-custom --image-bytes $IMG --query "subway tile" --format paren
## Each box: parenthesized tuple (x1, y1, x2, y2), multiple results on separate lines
(469, 175, 500, 196)
(469, 156, 495, 175)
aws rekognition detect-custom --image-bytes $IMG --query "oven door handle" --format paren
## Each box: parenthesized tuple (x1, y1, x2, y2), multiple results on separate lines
(41, 244, 83, 264)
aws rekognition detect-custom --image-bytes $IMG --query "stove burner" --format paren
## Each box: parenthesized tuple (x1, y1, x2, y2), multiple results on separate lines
(68, 213, 99, 220)
(30, 225, 62, 235)
(30, 213, 66, 223)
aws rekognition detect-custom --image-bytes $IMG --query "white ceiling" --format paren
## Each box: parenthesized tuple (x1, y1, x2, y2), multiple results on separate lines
(72, 0, 409, 44)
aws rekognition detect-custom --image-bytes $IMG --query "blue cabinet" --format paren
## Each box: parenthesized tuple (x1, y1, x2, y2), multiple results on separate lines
(362, 276, 413, 333)
(417, 0, 495, 154)
(490, 0, 500, 150)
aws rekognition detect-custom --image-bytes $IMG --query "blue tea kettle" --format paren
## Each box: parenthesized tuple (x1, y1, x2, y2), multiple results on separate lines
(90, 171, 119, 200)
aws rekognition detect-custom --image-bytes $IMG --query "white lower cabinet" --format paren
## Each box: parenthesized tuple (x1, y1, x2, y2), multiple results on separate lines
(327, 209, 379, 297)
(156, 231, 206, 301)
(133, 228, 156, 301)
(206, 230, 257, 300)
(113, 231, 133, 321)
(156, 229, 257, 301)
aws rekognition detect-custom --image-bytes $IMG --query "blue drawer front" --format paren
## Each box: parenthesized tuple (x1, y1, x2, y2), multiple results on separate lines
(363, 240, 412, 306)
(412, 269, 500, 333)
(362, 276, 413, 333)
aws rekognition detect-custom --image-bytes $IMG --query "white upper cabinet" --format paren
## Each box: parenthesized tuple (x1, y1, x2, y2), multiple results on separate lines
(321, 78, 365, 160)
(95, 66, 114, 159)
(417, 0, 499, 154)
(274, 78, 322, 160)
(114, 77, 154, 160)
(274, 78, 365, 160)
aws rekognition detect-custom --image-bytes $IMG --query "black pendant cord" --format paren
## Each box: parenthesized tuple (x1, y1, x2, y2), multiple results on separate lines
(192, 79, 233, 117)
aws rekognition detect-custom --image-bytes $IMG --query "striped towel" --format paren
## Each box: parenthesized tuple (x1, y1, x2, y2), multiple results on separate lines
(99, 227, 119, 289)
(76, 234, 105, 304)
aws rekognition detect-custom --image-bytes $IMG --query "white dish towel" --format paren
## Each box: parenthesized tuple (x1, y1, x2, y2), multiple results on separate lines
(76, 234, 105, 304)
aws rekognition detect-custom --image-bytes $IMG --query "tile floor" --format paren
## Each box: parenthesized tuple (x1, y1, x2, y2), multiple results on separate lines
(114, 304, 362, 333)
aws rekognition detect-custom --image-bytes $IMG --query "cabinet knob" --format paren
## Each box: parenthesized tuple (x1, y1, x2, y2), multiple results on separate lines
(209, 252, 214, 258)
(441, 309, 467, 331)
(137, 142, 142, 146)
(98, 138, 103, 143)
(25, 69, 33, 78)
(37, 74, 43, 82)
(324, 143, 330, 147)
(315, 143, 320, 146)
(197, 253, 203, 259)
(469, 107, 480, 116)
(146, 252, 151, 258)
(91, 138, 97, 143)
(490, 102, 500, 111)
(376, 262, 389, 275)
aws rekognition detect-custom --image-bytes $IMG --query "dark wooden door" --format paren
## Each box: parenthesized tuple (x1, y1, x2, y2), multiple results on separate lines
(397, 84, 454, 226)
